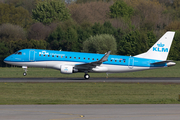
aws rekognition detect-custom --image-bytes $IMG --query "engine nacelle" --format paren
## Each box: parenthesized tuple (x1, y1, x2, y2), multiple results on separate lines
(60, 65, 78, 74)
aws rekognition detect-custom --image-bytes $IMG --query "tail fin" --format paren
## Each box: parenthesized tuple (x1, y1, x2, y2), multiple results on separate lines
(134, 31, 175, 61)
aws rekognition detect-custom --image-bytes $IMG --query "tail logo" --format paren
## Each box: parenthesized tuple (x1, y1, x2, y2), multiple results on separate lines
(157, 43, 165, 47)
(153, 43, 168, 52)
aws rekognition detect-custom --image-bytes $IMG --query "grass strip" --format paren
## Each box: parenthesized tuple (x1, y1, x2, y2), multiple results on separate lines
(0, 82, 180, 104)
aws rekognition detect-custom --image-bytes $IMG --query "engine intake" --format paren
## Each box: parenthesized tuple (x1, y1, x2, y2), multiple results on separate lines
(60, 65, 78, 74)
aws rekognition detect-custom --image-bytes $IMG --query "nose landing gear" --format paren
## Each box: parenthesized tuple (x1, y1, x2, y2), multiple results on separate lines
(22, 66, 28, 76)
(23, 72, 27, 76)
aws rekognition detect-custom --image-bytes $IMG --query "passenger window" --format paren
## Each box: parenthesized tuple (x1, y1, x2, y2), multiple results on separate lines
(39, 54, 41, 56)
(52, 55, 54, 57)
(88, 58, 90, 60)
(119, 60, 121, 62)
(61, 56, 63, 58)
(84, 58, 85, 60)
(57, 56, 58, 58)
(78, 57, 80, 59)
(43, 54, 45, 57)
(97, 59, 99, 60)
(74, 57, 76, 59)
(65, 56, 67, 58)
(111, 60, 112, 62)
(70, 57, 71, 59)
(115, 60, 117, 62)
(92, 58, 94, 60)
(48, 55, 50, 57)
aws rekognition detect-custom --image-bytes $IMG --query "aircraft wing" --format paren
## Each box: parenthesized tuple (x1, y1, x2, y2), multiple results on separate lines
(75, 51, 111, 70)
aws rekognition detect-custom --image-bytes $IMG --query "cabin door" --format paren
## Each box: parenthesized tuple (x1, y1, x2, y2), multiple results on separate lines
(29, 50, 35, 61)
(128, 56, 134, 69)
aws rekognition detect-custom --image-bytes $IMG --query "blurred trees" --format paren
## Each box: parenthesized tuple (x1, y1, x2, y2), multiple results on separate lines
(110, 0, 134, 19)
(48, 26, 78, 51)
(32, 0, 71, 24)
(69, 1, 112, 24)
(0, 3, 32, 28)
(118, 30, 156, 56)
(82, 34, 117, 54)
(168, 30, 180, 61)
(28, 22, 57, 40)
(124, 0, 171, 32)
(0, 42, 9, 66)
(165, 21, 180, 31)
(0, 23, 26, 41)
(1, 0, 180, 67)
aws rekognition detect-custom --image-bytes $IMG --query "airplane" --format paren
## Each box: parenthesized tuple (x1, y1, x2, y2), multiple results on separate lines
(4, 31, 176, 79)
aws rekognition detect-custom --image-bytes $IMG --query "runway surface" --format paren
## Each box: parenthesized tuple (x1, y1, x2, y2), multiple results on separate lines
(1, 104, 180, 120)
(1, 78, 180, 120)
(0, 77, 180, 83)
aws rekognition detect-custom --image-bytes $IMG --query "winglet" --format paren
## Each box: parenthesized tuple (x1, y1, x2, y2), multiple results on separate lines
(99, 51, 111, 62)
(75, 51, 111, 69)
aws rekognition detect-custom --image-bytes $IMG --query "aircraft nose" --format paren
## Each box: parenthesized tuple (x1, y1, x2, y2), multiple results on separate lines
(4, 56, 13, 63)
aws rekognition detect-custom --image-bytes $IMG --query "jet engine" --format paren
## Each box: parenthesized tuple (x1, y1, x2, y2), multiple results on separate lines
(60, 65, 78, 74)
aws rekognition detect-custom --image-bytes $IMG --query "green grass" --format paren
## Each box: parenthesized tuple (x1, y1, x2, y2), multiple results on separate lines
(0, 82, 180, 104)
(0, 61, 180, 78)
(0, 62, 180, 105)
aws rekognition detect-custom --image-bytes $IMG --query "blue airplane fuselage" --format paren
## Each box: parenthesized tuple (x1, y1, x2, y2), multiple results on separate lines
(4, 49, 166, 73)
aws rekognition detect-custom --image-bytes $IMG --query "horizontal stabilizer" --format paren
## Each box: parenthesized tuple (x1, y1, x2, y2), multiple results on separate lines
(151, 60, 176, 67)
(150, 60, 173, 65)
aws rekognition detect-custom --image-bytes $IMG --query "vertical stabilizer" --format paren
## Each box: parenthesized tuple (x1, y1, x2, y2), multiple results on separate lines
(134, 31, 175, 61)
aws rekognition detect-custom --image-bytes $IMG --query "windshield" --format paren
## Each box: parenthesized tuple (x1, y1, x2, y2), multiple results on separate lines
(14, 51, 22, 55)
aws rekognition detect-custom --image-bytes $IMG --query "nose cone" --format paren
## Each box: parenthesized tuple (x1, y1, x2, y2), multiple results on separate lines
(4, 56, 12, 63)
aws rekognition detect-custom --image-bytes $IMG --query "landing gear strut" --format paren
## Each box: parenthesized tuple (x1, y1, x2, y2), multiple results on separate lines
(84, 74, 90, 79)
(22, 66, 28, 76)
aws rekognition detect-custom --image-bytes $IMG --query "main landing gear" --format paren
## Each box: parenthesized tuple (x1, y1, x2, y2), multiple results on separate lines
(84, 73, 90, 79)
(22, 66, 28, 76)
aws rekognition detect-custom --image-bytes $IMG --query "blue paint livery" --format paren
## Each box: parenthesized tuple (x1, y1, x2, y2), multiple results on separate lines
(4, 49, 165, 67)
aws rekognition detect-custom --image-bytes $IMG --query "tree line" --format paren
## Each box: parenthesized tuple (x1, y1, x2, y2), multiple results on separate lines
(0, 0, 180, 67)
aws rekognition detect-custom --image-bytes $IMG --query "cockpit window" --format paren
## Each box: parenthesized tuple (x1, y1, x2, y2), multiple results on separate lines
(18, 52, 22, 55)
(14, 51, 22, 55)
